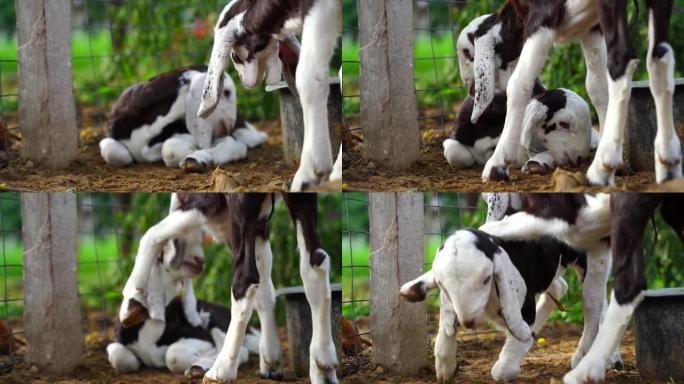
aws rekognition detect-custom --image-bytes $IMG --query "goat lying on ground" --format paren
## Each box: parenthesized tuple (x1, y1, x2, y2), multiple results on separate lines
(198, 0, 342, 191)
(444, 89, 597, 174)
(120, 193, 338, 384)
(479, 193, 684, 383)
(100, 66, 267, 172)
(463, 1, 681, 185)
(401, 228, 616, 382)
(107, 226, 259, 375)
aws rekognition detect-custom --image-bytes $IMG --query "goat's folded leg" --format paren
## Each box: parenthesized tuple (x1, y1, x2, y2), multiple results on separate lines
(491, 332, 534, 382)
(522, 151, 556, 175)
(647, 0, 682, 183)
(166, 338, 215, 374)
(290, 0, 340, 192)
(181, 136, 248, 173)
(254, 236, 284, 380)
(106, 342, 140, 373)
(435, 291, 459, 384)
(162, 134, 197, 168)
(99, 138, 134, 167)
(482, 27, 555, 182)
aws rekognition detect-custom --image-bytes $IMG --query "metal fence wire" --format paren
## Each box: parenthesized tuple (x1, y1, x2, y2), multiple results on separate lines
(0, 0, 282, 170)
(0, 192, 171, 373)
(341, 192, 485, 375)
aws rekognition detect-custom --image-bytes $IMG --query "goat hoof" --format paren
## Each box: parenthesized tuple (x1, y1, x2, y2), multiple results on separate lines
(181, 158, 211, 173)
(259, 371, 284, 381)
(187, 366, 206, 378)
(487, 166, 510, 182)
(611, 360, 623, 371)
(523, 161, 550, 175)
(121, 299, 148, 328)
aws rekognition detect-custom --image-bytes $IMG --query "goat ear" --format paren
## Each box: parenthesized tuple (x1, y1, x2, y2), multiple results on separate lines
(198, 22, 236, 118)
(471, 34, 497, 124)
(144, 264, 167, 321)
(484, 192, 510, 223)
(400, 270, 437, 302)
(265, 44, 282, 87)
(492, 250, 531, 342)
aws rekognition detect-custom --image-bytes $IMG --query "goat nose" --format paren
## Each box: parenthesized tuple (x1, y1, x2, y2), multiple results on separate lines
(463, 319, 476, 329)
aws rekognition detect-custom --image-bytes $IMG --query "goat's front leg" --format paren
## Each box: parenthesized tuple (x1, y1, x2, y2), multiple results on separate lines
(181, 136, 248, 173)
(482, 27, 555, 182)
(579, 27, 609, 132)
(491, 331, 534, 382)
(253, 235, 284, 380)
(204, 284, 258, 383)
(587, 0, 639, 186)
(290, 0, 340, 191)
(571, 243, 611, 369)
(522, 151, 556, 175)
(435, 291, 458, 383)
(647, 0, 682, 182)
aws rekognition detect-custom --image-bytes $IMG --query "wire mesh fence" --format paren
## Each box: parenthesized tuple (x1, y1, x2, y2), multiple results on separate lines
(341, 192, 486, 374)
(0, 0, 285, 170)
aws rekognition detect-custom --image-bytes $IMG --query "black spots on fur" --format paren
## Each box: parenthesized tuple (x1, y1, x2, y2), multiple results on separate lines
(520, 193, 587, 225)
(311, 249, 328, 267)
(223, 89, 232, 99)
(451, 94, 507, 146)
(534, 89, 567, 123)
(176, 193, 228, 217)
(147, 120, 189, 147)
(463, 49, 474, 62)
(544, 123, 557, 135)
(463, 228, 501, 260)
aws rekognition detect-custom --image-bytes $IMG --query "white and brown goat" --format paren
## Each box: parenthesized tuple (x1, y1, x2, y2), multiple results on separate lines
(198, 0, 342, 191)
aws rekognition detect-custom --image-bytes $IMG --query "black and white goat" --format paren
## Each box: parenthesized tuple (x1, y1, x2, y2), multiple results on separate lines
(449, 15, 599, 174)
(107, 228, 259, 375)
(120, 193, 338, 384)
(479, 193, 684, 383)
(465, 1, 681, 186)
(197, 0, 342, 191)
(443, 89, 597, 174)
(99, 66, 267, 172)
(401, 228, 603, 382)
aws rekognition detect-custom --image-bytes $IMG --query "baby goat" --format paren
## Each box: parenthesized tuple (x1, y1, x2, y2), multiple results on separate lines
(100, 65, 266, 172)
(467, 1, 681, 185)
(119, 193, 338, 384)
(107, 222, 259, 376)
(479, 193, 684, 383)
(198, 0, 341, 191)
(401, 229, 606, 382)
(444, 89, 597, 174)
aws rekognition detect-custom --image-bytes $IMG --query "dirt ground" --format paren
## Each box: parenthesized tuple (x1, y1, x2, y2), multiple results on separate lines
(342, 322, 646, 384)
(0, 120, 314, 192)
(2, 326, 314, 384)
(343, 138, 658, 192)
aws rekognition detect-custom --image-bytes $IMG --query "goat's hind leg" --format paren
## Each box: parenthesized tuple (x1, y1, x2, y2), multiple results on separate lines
(647, 0, 682, 182)
(290, 0, 340, 191)
(285, 193, 338, 383)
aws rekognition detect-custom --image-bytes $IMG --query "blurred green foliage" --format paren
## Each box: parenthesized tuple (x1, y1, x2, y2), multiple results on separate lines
(342, 192, 684, 325)
(0, 193, 341, 326)
(342, 0, 684, 125)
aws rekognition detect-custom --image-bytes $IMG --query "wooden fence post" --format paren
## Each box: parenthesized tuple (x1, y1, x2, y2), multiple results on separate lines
(369, 193, 429, 374)
(21, 193, 82, 373)
(358, 0, 420, 169)
(16, 0, 79, 167)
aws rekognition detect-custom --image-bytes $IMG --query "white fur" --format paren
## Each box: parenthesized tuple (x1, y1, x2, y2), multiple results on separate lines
(483, 27, 556, 181)
(253, 236, 283, 377)
(471, 23, 502, 123)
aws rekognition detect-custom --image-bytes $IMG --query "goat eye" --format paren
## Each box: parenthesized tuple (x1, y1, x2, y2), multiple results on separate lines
(483, 275, 492, 285)
(231, 52, 243, 64)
